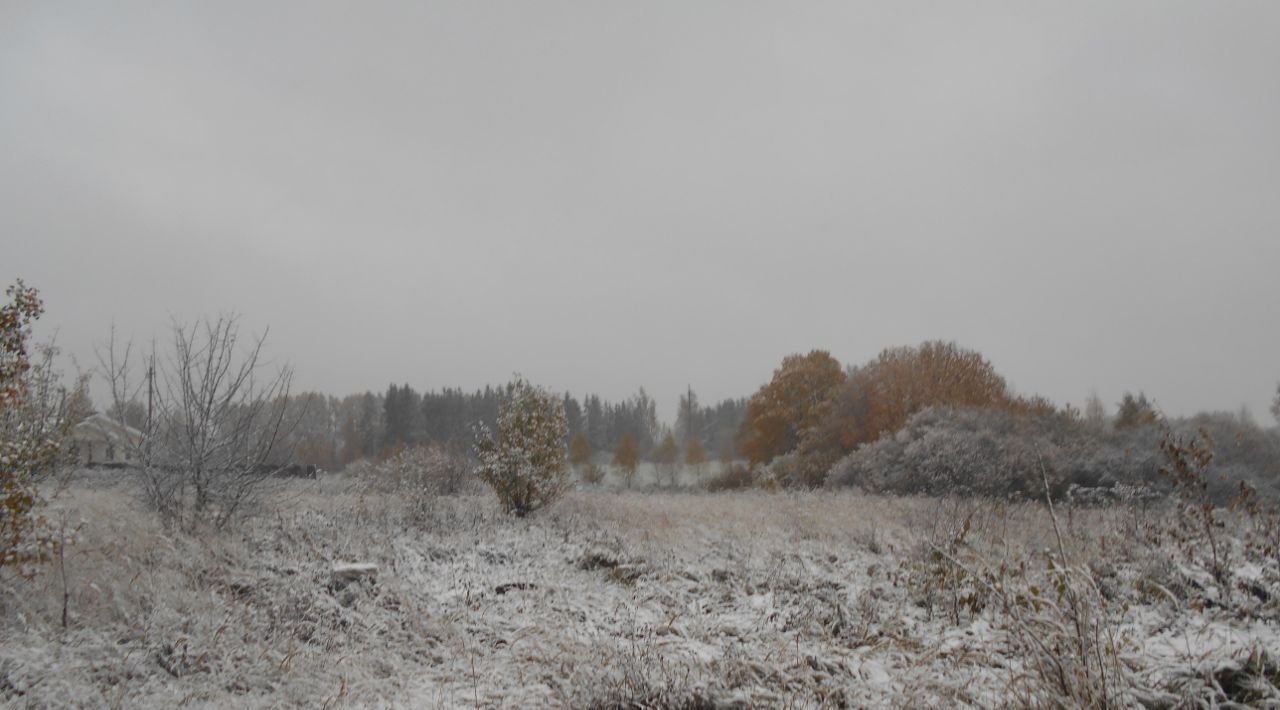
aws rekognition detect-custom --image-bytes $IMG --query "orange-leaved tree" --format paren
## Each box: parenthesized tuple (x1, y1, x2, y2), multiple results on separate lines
(794, 341, 1020, 486)
(684, 437, 708, 477)
(737, 350, 846, 466)
(569, 430, 592, 470)
(571, 430, 605, 484)
(2, 281, 86, 573)
(854, 340, 1012, 442)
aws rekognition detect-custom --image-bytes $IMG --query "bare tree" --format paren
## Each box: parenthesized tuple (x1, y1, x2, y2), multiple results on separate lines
(100, 314, 295, 530)
(1084, 391, 1107, 429)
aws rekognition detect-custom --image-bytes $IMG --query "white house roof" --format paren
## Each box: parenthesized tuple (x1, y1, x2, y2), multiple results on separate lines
(72, 413, 144, 444)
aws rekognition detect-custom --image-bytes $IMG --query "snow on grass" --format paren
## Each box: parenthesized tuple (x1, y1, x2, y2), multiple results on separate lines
(0, 475, 1277, 708)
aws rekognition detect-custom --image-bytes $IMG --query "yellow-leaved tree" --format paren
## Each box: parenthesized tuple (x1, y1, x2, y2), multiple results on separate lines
(654, 432, 679, 487)
(569, 430, 602, 483)
(612, 433, 639, 488)
(684, 437, 708, 478)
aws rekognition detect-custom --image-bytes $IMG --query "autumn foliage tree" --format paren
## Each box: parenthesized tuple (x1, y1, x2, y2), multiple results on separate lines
(612, 432, 640, 487)
(569, 431, 591, 470)
(684, 437, 708, 477)
(1114, 392, 1158, 430)
(2, 281, 85, 573)
(569, 430, 604, 483)
(854, 341, 1012, 441)
(718, 440, 735, 468)
(737, 350, 846, 466)
(791, 341, 1024, 487)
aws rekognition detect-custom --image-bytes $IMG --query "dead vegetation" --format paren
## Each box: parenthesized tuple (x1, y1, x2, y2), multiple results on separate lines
(0, 474, 1277, 708)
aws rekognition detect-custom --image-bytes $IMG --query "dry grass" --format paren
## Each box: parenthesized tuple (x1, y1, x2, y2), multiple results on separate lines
(0, 474, 1276, 708)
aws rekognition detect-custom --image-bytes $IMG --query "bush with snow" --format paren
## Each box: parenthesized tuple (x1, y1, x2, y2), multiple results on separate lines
(474, 377, 569, 516)
(361, 443, 473, 497)
(827, 405, 1280, 504)
(827, 406, 1162, 497)
(351, 443, 475, 527)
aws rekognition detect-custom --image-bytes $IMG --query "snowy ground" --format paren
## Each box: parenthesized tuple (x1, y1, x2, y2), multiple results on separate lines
(2, 474, 1278, 708)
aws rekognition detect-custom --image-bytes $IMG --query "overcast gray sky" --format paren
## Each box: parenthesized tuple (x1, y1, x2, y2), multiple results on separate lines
(3, 1, 1278, 422)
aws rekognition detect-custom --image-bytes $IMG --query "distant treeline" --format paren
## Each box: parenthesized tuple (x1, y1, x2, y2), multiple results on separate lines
(237, 384, 747, 469)
(99, 336, 1280, 500)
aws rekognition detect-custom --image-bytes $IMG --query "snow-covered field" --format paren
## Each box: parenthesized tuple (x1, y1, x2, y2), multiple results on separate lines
(2, 475, 1278, 708)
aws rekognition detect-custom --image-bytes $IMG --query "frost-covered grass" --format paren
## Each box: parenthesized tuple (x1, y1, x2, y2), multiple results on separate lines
(1, 473, 1278, 708)
(578, 460, 732, 489)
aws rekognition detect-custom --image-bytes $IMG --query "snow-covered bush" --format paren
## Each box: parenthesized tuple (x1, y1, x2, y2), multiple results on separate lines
(827, 407, 1066, 496)
(349, 443, 474, 528)
(1181, 411, 1280, 499)
(579, 462, 605, 485)
(360, 443, 474, 497)
(474, 378, 569, 516)
(829, 401, 1280, 503)
(827, 406, 1170, 498)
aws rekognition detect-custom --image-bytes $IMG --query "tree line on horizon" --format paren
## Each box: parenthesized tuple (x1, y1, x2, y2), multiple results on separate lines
(95, 338, 1280, 498)
(105, 380, 749, 473)
(13, 275, 1279, 563)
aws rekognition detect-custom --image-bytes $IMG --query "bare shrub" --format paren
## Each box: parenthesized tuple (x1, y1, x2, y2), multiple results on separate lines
(361, 443, 472, 496)
(1181, 411, 1280, 501)
(580, 462, 605, 485)
(99, 314, 295, 530)
(915, 497, 1152, 706)
(352, 444, 475, 527)
(1158, 426, 1232, 584)
(1153, 425, 1280, 610)
(704, 463, 757, 492)
(654, 432, 680, 487)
